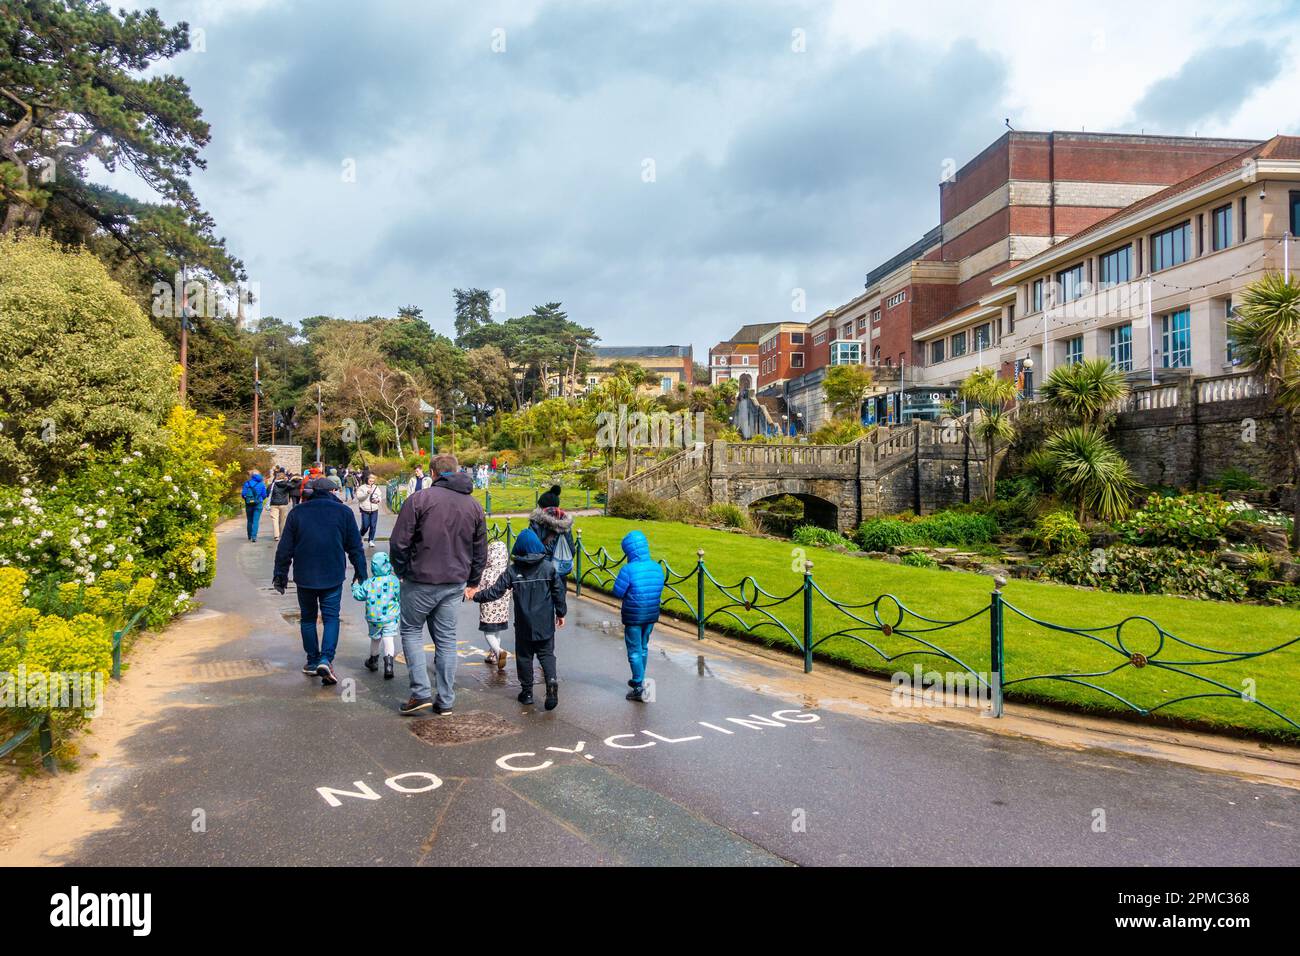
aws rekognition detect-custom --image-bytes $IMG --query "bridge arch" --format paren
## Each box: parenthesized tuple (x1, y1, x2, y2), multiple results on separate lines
(733, 480, 844, 533)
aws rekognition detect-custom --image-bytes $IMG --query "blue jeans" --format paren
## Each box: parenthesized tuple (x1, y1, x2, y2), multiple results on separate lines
(245, 501, 263, 540)
(399, 581, 464, 706)
(624, 622, 655, 686)
(359, 509, 379, 542)
(298, 584, 343, 666)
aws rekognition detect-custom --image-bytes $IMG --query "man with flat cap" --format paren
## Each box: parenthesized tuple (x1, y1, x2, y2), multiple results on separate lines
(273, 476, 368, 686)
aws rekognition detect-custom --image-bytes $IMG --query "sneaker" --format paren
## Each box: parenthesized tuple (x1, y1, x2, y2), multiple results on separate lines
(399, 697, 433, 716)
(627, 679, 637, 688)
(364, 655, 379, 672)
(302, 662, 318, 675)
(497, 650, 508, 671)
(484, 651, 497, 666)
(545, 680, 559, 711)
(517, 690, 534, 705)
(383, 655, 394, 679)
(626, 685, 646, 702)
(432, 701, 454, 716)
(318, 663, 338, 686)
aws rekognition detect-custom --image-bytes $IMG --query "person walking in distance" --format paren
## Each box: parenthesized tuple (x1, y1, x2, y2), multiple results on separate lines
(357, 473, 383, 547)
(267, 467, 294, 541)
(240, 469, 268, 542)
(273, 477, 368, 686)
(388, 454, 487, 716)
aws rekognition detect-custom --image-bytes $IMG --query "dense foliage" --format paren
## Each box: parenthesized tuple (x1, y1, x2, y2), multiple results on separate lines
(1118, 493, 1233, 550)
(1040, 545, 1249, 602)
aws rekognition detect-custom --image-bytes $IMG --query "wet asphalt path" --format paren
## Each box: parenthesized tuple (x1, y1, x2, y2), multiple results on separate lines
(55, 512, 1300, 866)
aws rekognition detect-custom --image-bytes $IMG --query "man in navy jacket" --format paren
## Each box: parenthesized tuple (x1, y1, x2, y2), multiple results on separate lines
(273, 478, 368, 685)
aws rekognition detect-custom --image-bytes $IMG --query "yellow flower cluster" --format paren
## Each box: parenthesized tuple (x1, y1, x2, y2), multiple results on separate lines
(0, 567, 118, 690)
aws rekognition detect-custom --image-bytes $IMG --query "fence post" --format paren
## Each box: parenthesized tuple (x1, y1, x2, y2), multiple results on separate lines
(574, 529, 583, 598)
(989, 575, 1006, 718)
(505, 518, 513, 551)
(485, 487, 492, 516)
(802, 560, 814, 673)
(112, 628, 123, 680)
(696, 549, 705, 640)
(38, 713, 55, 773)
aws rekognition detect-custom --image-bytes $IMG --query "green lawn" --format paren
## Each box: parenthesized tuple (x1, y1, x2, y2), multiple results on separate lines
(493, 516, 1300, 740)
(476, 484, 595, 514)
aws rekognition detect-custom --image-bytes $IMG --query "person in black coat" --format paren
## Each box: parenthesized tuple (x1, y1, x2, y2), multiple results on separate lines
(473, 528, 567, 710)
(273, 478, 368, 686)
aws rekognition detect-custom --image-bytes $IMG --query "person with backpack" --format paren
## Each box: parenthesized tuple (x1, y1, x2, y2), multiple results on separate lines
(240, 469, 268, 542)
(357, 473, 383, 547)
(528, 505, 575, 579)
(472, 528, 567, 710)
(267, 467, 294, 541)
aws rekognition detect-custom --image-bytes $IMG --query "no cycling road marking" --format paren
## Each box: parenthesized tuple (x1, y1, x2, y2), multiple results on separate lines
(315, 708, 821, 808)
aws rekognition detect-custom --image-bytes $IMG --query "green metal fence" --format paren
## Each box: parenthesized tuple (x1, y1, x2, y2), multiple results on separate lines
(551, 522, 1300, 733)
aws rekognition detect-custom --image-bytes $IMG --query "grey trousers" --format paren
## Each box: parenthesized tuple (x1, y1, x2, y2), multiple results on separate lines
(399, 581, 465, 706)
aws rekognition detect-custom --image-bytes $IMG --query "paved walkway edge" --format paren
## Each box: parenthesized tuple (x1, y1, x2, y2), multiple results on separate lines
(571, 588, 1300, 790)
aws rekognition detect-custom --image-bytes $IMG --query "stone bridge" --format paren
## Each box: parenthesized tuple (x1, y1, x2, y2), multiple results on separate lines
(616, 419, 990, 534)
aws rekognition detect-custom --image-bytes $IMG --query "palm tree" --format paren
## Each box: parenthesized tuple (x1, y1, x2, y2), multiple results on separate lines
(1230, 272, 1300, 548)
(958, 368, 1018, 502)
(1040, 358, 1130, 429)
(1041, 426, 1139, 522)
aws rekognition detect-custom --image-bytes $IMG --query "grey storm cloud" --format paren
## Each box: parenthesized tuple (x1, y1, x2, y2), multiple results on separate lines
(131, 1, 1285, 350)
(1132, 41, 1284, 131)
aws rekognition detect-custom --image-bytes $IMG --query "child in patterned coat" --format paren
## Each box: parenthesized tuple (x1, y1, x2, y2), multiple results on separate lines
(477, 540, 511, 670)
(351, 550, 400, 679)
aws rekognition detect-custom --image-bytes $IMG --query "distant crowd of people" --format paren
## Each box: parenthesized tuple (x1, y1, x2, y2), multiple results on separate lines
(244, 455, 664, 712)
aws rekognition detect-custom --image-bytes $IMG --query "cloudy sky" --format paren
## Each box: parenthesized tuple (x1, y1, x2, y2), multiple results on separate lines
(101, 0, 1300, 352)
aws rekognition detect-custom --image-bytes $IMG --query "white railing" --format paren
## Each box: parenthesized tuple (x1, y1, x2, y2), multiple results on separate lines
(1197, 372, 1263, 404)
(1115, 383, 1180, 413)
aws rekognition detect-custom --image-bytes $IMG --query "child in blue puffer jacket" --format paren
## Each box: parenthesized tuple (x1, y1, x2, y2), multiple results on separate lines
(611, 529, 664, 702)
(351, 551, 400, 679)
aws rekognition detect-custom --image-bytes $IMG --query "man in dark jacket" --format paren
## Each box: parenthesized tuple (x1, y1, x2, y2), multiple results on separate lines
(388, 453, 487, 716)
(273, 478, 368, 686)
(473, 528, 566, 710)
(267, 468, 294, 541)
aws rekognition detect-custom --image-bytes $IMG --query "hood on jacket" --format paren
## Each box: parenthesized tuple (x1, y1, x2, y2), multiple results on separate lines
(621, 529, 651, 561)
(434, 472, 473, 495)
(370, 551, 393, 577)
(487, 540, 509, 564)
(512, 527, 546, 557)
(529, 506, 573, 534)
(244, 474, 266, 488)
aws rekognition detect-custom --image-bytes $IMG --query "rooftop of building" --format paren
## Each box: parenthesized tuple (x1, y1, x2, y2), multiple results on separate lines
(716, 322, 781, 345)
(591, 345, 693, 359)
(864, 225, 943, 288)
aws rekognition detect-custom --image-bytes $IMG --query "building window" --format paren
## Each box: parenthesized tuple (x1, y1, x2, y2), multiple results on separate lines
(1065, 336, 1084, 366)
(950, 331, 967, 357)
(1151, 221, 1191, 271)
(872, 308, 882, 324)
(841, 323, 852, 339)
(790, 332, 804, 344)
(1007, 305, 1015, 333)
(1109, 324, 1133, 372)
(790, 352, 804, 369)
(813, 332, 826, 345)
(830, 341, 862, 365)
(1098, 245, 1131, 287)
(930, 339, 945, 364)
(1057, 264, 1085, 302)
(741, 356, 749, 365)
(1212, 203, 1233, 252)
(856, 318, 867, 336)
(973, 323, 992, 350)
(1161, 309, 1192, 369)
(1225, 298, 1239, 366)
(873, 346, 881, 363)
(886, 290, 907, 308)
(1291, 191, 1300, 237)
(1030, 279, 1044, 313)
(1240, 197, 1247, 242)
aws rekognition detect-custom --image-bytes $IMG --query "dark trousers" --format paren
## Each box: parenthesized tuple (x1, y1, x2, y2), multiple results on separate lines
(515, 630, 556, 688)
(358, 509, 379, 542)
(297, 584, 343, 666)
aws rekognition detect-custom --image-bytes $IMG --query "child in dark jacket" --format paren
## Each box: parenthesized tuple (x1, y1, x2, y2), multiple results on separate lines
(473, 528, 567, 710)
(611, 529, 664, 702)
